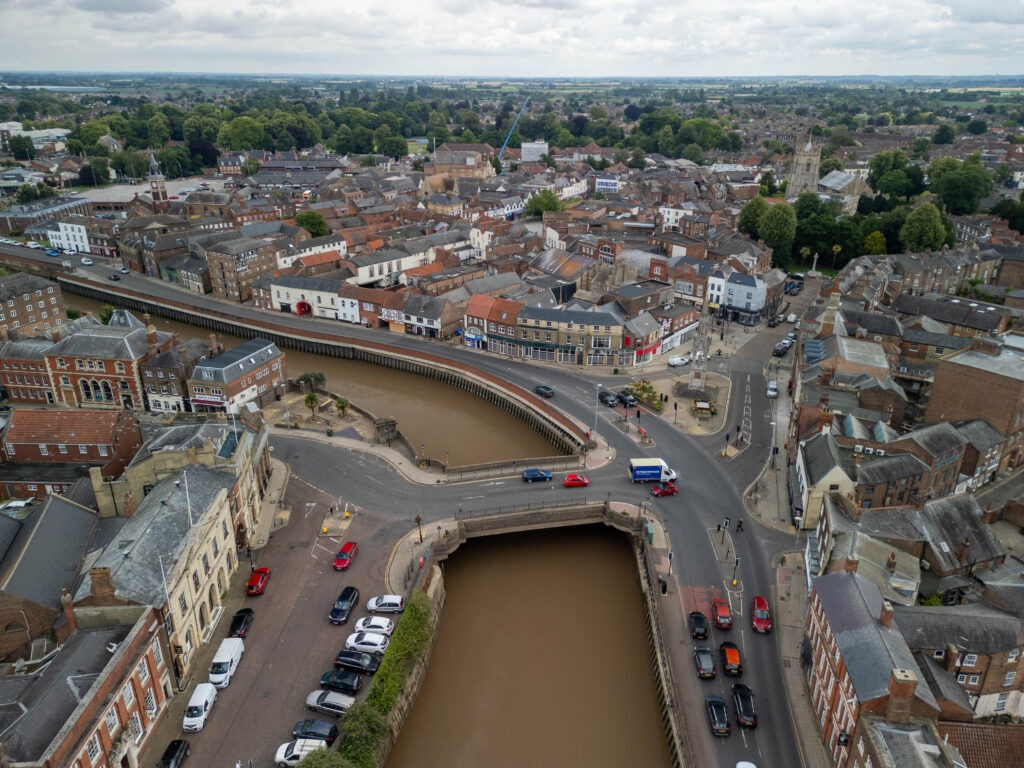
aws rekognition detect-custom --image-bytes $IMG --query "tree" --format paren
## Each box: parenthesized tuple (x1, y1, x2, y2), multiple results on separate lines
(966, 119, 988, 136)
(297, 371, 326, 389)
(524, 189, 563, 216)
(737, 196, 768, 240)
(9, 135, 34, 160)
(932, 123, 955, 144)
(100, 304, 116, 324)
(295, 750, 355, 768)
(818, 157, 844, 177)
(14, 183, 55, 204)
(304, 392, 319, 419)
(295, 211, 329, 238)
(79, 159, 109, 186)
(929, 154, 993, 215)
(867, 149, 910, 190)
(758, 202, 797, 261)
(863, 230, 888, 255)
(334, 397, 349, 417)
(900, 202, 946, 252)
(240, 158, 261, 177)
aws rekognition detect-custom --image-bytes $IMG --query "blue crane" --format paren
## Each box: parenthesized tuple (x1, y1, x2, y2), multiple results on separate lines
(497, 97, 531, 167)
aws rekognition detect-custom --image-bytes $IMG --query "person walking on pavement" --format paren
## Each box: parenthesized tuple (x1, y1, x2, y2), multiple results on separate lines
(736, 519, 744, 532)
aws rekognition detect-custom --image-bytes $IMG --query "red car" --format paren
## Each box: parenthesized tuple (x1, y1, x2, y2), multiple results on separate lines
(711, 597, 733, 629)
(563, 473, 589, 488)
(751, 595, 773, 633)
(651, 482, 678, 497)
(245, 567, 271, 595)
(333, 541, 359, 571)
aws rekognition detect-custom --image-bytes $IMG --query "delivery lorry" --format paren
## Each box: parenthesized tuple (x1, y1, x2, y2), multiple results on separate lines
(627, 458, 677, 483)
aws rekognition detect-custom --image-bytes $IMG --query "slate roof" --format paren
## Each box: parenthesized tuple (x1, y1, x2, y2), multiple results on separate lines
(893, 603, 1024, 655)
(891, 293, 1010, 332)
(802, 432, 847, 486)
(402, 293, 445, 320)
(951, 418, 1004, 452)
(0, 272, 52, 302)
(44, 311, 172, 361)
(189, 338, 282, 385)
(74, 465, 235, 605)
(912, 652, 973, 714)
(271, 273, 345, 294)
(839, 308, 904, 337)
(0, 495, 97, 609)
(898, 422, 968, 457)
(813, 571, 937, 708)
(0, 337, 51, 361)
(855, 452, 931, 484)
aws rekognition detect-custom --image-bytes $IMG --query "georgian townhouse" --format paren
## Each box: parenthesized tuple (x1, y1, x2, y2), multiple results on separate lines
(203, 236, 280, 303)
(0, 337, 54, 404)
(951, 418, 1005, 491)
(719, 271, 767, 325)
(516, 305, 628, 367)
(894, 604, 1024, 719)
(139, 337, 210, 413)
(338, 284, 387, 327)
(255, 274, 346, 319)
(463, 294, 523, 354)
(794, 432, 856, 529)
(348, 247, 427, 287)
(187, 337, 286, 414)
(43, 310, 174, 410)
(0, 272, 67, 341)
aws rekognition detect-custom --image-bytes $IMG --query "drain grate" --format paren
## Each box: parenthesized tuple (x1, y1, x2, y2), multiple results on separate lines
(783, 658, 792, 668)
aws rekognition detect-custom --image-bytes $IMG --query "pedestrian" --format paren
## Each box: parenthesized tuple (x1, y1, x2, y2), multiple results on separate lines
(236, 761, 243, 768)
(736, 519, 744, 532)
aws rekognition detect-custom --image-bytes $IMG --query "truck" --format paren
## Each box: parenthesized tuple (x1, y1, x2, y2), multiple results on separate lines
(628, 458, 676, 483)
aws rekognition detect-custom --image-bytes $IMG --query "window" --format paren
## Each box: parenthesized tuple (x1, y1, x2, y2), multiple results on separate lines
(969, 675, 980, 685)
(137, 659, 150, 684)
(178, 592, 187, 612)
(145, 370, 153, 378)
(144, 688, 157, 716)
(191, 571, 200, 591)
(39, 443, 48, 455)
(129, 710, 143, 741)
(86, 735, 101, 761)
(1009, 648, 1019, 662)
(996, 693, 1008, 711)
(1004, 671, 1016, 687)
(963, 653, 978, 667)
(105, 706, 120, 735)
(79, 445, 88, 454)
(151, 637, 163, 667)
(122, 682, 136, 707)
(956, 673, 966, 684)
(933, 649, 945, 660)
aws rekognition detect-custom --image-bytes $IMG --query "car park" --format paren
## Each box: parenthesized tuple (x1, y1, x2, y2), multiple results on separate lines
(689, 611, 709, 640)
(275, 737, 327, 767)
(705, 695, 731, 736)
(668, 355, 690, 367)
(651, 482, 678, 497)
(766, 379, 778, 399)
(732, 683, 758, 728)
(245, 567, 271, 595)
(355, 616, 394, 636)
(367, 594, 405, 613)
(751, 595, 773, 633)
(292, 719, 339, 746)
(156, 739, 191, 768)
(333, 649, 381, 675)
(329, 586, 360, 625)
(521, 468, 553, 482)
(598, 390, 618, 406)
(533, 385, 554, 398)
(345, 631, 390, 655)
(692, 645, 716, 679)
(720, 641, 743, 676)
(711, 598, 733, 629)
(305, 690, 355, 717)
(227, 608, 254, 638)
(107, 273, 121, 281)
(563, 473, 589, 488)
(319, 669, 363, 695)
(333, 540, 358, 570)
(616, 390, 638, 407)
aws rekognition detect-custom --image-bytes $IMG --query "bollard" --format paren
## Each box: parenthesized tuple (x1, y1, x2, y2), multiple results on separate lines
(418, 556, 424, 569)
(322, 525, 328, 534)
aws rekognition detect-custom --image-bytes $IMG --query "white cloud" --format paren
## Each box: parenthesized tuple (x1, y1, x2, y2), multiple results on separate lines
(0, 0, 1020, 76)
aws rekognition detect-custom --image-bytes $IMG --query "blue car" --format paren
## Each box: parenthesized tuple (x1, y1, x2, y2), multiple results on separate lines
(45, 249, 60, 257)
(521, 468, 553, 482)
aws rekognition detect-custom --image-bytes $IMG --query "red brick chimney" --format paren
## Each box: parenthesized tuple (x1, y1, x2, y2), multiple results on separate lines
(89, 566, 117, 602)
(147, 324, 157, 350)
(885, 668, 918, 724)
(886, 552, 898, 575)
(944, 643, 961, 673)
(879, 599, 894, 628)
(957, 538, 971, 567)
(209, 333, 219, 357)
(61, 588, 77, 633)
(844, 557, 860, 574)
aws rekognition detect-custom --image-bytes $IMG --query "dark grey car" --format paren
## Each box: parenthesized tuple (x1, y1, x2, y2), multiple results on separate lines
(329, 586, 359, 625)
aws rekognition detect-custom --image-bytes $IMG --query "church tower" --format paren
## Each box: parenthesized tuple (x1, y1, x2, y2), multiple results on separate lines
(148, 154, 168, 214)
(787, 138, 820, 196)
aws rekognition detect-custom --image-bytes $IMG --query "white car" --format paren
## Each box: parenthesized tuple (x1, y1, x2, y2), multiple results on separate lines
(355, 616, 395, 636)
(668, 355, 690, 367)
(345, 631, 390, 655)
(26, 241, 41, 249)
(80, 257, 94, 266)
(275, 738, 327, 767)
(366, 594, 405, 614)
(766, 379, 779, 399)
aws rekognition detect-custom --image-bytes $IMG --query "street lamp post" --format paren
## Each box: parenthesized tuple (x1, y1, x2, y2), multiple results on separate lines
(593, 384, 602, 442)
(794, 515, 803, 549)
(414, 514, 423, 544)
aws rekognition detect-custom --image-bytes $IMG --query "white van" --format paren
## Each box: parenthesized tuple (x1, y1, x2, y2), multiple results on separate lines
(182, 683, 217, 732)
(208, 637, 244, 688)
(275, 738, 327, 767)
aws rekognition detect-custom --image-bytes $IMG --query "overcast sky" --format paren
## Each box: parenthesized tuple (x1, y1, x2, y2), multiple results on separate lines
(0, 0, 1021, 78)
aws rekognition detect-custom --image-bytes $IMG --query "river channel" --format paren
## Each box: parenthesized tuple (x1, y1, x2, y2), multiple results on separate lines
(65, 294, 552, 465)
(386, 525, 672, 768)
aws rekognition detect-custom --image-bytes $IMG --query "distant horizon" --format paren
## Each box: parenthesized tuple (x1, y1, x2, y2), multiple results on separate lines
(1, 1, 1019, 79)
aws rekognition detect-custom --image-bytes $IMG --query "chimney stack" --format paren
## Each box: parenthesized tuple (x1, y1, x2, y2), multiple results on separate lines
(89, 566, 117, 602)
(146, 324, 157, 351)
(885, 668, 918, 724)
(958, 537, 971, 567)
(844, 557, 860, 574)
(944, 643, 961, 673)
(879, 599, 893, 628)
(209, 333, 219, 357)
(61, 588, 77, 633)
(886, 551, 898, 575)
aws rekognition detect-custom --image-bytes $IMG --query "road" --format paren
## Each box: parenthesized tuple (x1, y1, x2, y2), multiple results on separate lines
(16, 250, 823, 767)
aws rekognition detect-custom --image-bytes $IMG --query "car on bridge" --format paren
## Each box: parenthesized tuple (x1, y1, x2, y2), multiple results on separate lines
(705, 695, 731, 736)
(732, 683, 758, 728)
(563, 473, 589, 488)
(689, 611, 709, 640)
(720, 641, 743, 676)
(533, 385, 554, 398)
(521, 468, 553, 482)
(692, 645, 716, 679)
(711, 598, 733, 629)
(651, 482, 678, 497)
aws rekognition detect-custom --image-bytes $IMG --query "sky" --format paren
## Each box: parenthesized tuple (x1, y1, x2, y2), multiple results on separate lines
(0, 0, 1021, 78)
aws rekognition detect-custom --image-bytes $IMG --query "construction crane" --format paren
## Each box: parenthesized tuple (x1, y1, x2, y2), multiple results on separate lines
(497, 96, 530, 168)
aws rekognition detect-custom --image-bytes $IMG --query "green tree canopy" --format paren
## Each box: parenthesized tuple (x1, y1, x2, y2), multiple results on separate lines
(863, 230, 888, 255)
(296, 749, 355, 768)
(737, 196, 769, 240)
(524, 189, 563, 216)
(932, 123, 955, 144)
(900, 202, 946, 252)
(78, 159, 109, 186)
(295, 211, 329, 238)
(929, 154, 993, 215)
(966, 119, 988, 135)
(759, 202, 798, 261)
(14, 182, 55, 204)
(9, 134, 34, 160)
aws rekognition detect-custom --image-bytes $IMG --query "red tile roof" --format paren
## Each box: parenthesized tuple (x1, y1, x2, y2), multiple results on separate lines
(935, 722, 1024, 768)
(4, 409, 122, 444)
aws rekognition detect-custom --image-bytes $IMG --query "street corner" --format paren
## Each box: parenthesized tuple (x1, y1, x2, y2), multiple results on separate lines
(319, 504, 356, 537)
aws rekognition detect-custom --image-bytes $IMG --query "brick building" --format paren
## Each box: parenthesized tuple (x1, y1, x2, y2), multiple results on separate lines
(187, 337, 286, 413)
(0, 272, 67, 341)
(203, 236, 280, 302)
(0, 336, 54, 404)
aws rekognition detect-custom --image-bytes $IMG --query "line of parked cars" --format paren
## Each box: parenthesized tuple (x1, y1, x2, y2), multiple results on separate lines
(689, 595, 772, 738)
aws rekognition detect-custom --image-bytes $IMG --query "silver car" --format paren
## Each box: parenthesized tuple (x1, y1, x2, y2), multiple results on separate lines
(766, 379, 778, 399)
(305, 690, 355, 716)
(366, 594, 405, 614)
(345, 631, 390, 656)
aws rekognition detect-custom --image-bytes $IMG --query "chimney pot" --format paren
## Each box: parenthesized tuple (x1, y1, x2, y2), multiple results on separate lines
(844, 557, 859, 574)
(880, 599, 894, 628)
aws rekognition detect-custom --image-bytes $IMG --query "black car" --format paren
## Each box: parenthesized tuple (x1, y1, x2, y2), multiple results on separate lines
(329, 586, 360, 625)
(156, 739, 191, 768)
(293, 719, 339, 746)
(692, 645, 716, 680)
(533, 385, 554, 398)
(689, 611, 709, 640)
(767, 316, 780, 327)
(107, 273, 121, 281)
(732, 683, 758, 728)
(772, 342, 789, 357)
(598, 389, 618, 406)
(334, 649, 381, 675)
(616, 390, 638, 407)
(705, 695, 731, 736)
(320, 669, 363, 695)
(227, 608, 254, 638)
